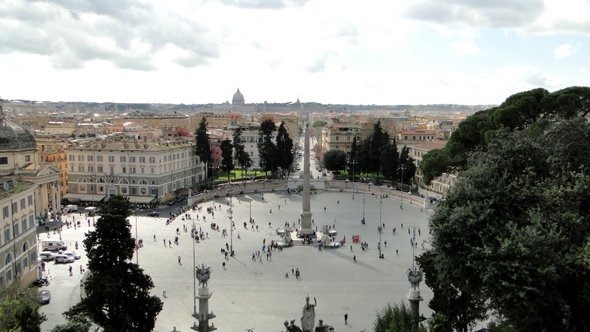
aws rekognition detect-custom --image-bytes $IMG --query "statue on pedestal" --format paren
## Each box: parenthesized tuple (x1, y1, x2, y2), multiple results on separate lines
(301, 296, 317, 332)
(407, 266, 423, 289)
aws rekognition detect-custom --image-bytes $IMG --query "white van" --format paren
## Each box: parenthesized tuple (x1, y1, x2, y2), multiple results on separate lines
(64, 204, 78, 213)
(41, 239, 67, 251)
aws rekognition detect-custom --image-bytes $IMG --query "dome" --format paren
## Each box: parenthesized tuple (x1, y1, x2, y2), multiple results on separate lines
(0, 119, 37, 151)
(232, 89, 245, 105)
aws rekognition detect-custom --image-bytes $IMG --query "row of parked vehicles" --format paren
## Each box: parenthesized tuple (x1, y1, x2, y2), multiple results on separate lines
(39, 238, 81, 263)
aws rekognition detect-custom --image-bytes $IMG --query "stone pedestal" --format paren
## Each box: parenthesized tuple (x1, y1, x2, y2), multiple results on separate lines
(407, 288, 423, 325)
(192, 287, 216, 331)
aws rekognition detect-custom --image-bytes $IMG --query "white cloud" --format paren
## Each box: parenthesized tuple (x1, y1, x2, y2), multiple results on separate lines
(451, 40, 480, 55)
(553, 43, 578, 59)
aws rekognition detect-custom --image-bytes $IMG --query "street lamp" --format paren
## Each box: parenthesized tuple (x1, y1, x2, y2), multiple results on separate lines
(135, 213, 139, 264)
(351, 159, 357, 200)
(378, 197, 383, 258)
(400, 164, 406, 210)
(229, 195, 234, 256)
(192, 215, 197, 317)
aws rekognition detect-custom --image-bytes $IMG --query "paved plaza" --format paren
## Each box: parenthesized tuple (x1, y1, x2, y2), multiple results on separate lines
(40, 190, 432, 332)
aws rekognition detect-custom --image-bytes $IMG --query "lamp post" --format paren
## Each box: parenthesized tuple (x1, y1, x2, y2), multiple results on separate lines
(378, 197, 383, 258)
(135, 212, 139, 264)
(400, 164, 406, 210)
(229, 195, 234, 256)
(249, 197, 252, 222)
(351, 159, 357, 200)
(192, 216, 197, 317)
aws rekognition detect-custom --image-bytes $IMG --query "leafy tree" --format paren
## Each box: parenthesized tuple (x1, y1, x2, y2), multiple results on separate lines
(420, 86, 590, 184)
(347, 135, 359, 176)
(398, 146, 416, 187)
(276, 121, 294, 176)
(66, 196, 163, 331)
(220, 139, 234, 181)
(195, 116, 212, 175)
(312, 120, 327, 127)
(0, 287, 46, 332)
(323, 150, 347, 171)
(233, 126, 252, 173)
(379, 139, 399, 182)
(51, 314, 91, 332)
(257, 119, 278, 175)
(374, 302, 427, 332)
(419, 118, 590, 331)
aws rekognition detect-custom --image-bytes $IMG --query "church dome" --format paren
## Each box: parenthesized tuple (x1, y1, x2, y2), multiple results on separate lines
(232, 89, 245, 105)
(0, 119, 37, 151)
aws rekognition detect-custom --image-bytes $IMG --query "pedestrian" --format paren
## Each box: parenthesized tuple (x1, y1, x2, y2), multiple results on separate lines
(68, 265, 73, 276)
(353, 255, 356, 262)
(163, 239, 166, 247)
(163, 289, 167, 298)
(344, 313, 348, 325)
(396, 249, 399, 255)
(222, 261, 226, 269)
(178, 256, 181, 265)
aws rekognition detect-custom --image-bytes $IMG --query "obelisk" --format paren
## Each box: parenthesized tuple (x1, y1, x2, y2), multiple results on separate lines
(300, 119, 314, 235)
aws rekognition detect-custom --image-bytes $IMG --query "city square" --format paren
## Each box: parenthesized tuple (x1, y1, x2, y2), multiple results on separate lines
(39, 188, 432, 332)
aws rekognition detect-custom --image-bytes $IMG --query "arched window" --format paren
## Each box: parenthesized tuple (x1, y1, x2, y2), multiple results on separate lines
(4, 253, 12, 265)
(120, 179, 129, 185)
(139, 180, 148, 185)
(22, 242, 29, 252)
(98, 178, 106, 183)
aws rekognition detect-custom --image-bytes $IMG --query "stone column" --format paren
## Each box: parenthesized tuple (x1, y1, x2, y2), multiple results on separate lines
(300, 120, 313, 235)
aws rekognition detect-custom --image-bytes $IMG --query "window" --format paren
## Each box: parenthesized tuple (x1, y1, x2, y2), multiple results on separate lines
(12, 202, 17, 214)
(78, 165, 84, 172)
(150, 167, 155, 174)
(149, 157, 156, 163)
(97, 155, 103, 162)
(121, 187, 128, 194)
(12, 223, 18, 237)
(21, 219, 27, 232)
(28, 195, 32, 206)
(109, 166, 114, 175)
(141, 167, 145, 174)
(108, 155, 115, 163)
(130, 167, 136, 174)
(122, 167, 126, 174)
(97, 166, 103, 173)
(70, 165, 74, 172)
(3, 207, 8, 219)
(0, 157, 6, 164)
(25, 155, 31, 162)
(120, 156, 126, 163)
(130, 156, 136, 163)
(88, 165, 94, 172)
(68, 155, 75, 161)
(20, 199, 25, 210)
(139, 157, 145, 163)
(78, 155, 84, 161)
(88, 155, 94, 162)
(4, 228, 10, 242)
(29, 215, 34, 229)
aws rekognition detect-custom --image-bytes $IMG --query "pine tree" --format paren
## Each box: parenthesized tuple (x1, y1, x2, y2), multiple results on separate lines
(233, 126, 252, 174)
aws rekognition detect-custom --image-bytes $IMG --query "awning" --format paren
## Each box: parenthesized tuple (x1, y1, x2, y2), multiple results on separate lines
(63, 193, 106, 202)
(126, 196, 156, 204)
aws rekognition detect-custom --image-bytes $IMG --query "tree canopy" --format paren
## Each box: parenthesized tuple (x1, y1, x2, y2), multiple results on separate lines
(195, 116, 212, 167)
(258, 119, 278, 175)
(233, 126, 252, 172)
(420, 86, 590, 184)
(0, 287, 46, 332)
(276, 121, 294, 175)
(220, 139, 234, 180)
(323, 150, 347, 171)
(66, 196, 163, 331)
(418, 118, 590, 331)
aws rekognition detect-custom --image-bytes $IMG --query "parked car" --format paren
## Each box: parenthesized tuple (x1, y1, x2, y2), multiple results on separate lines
(60, 251, 81, 260)
(32, 277, 50, 287)
(147, 211, 160, 217)
(54, 254, 75, 264)
(39, 251, 56, 261)
(39, 290, 51, 304)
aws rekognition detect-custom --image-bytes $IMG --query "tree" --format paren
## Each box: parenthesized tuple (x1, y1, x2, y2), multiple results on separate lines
(418, 118, 590, 331)
(374, 302, 427, 332)
(0, 287, 46, 332)
(51, 314, 91, 332)
(367, 121, 390, 174)
(323, 150, 347, 172)
(276, 121, 294, 176)
(220, 139, 234, 181)
(195, 116, 212, 175)
(66, 196, 163, 331)
(398, 146, 416, 187)
(257, 119, 278, 175)
(347, 135, 359, 176)
(379, 139, 399, 182)
(233, 126, 252, 174)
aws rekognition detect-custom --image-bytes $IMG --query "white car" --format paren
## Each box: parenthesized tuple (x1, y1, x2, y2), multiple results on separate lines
(54, 254, 75, 264)
(60, 251, 81, 260)
(39, 251, 56, 261)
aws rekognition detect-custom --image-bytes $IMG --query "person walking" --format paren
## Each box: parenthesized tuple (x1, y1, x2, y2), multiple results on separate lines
(344, 313, 348, 325)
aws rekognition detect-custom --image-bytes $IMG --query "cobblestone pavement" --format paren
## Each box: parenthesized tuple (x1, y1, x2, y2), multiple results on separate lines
(40, 191, 432, 332)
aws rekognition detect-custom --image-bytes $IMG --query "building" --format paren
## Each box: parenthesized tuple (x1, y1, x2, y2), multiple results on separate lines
(410, 140, 457, 197)
(0, 100, 61, 291)
(64, 134, 205, 205)
(35, 135, 69, 198)
(232, 89, 245, 106)
(320, 123, 361, 154)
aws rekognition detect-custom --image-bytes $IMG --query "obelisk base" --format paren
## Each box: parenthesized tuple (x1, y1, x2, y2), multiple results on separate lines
(300, 210, 314, 235)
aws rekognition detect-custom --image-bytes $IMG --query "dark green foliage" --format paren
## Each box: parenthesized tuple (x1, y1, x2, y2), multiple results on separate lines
(398, 146, 416, 186)
(66, 196, 163, 331)
(258, 120, 278, 174)
(195, 116, 212, 166)
(51, 314, 91, 332)
(347, 135, 358, 175)
(420, 86, 590, 184)
(220, 139, 234, 180)
(276, 121, 294, 175)
(367, 120, 390, 174)
(374, 302, 427, 332)
(0, 287, 46, 332)
(233, 126, 252, 171)
(419, 118, 590, 331)
(379, 139, 398, 182)
(323, 150, 347, 171)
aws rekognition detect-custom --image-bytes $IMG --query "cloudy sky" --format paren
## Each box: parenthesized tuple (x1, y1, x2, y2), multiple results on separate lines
(1, 0, 589, 105)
